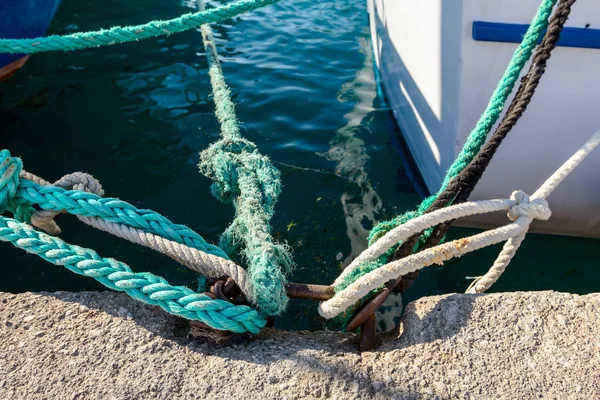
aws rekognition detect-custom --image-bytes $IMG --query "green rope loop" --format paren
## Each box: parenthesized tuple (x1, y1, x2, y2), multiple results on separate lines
(0, 150, 35, 221)
(0, 0, 283, 54)
(0, 149, 22, 213)
(0, 150, 266, 333)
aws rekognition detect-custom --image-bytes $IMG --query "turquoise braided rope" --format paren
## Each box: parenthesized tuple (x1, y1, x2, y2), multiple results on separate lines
(197, 14, 293, 317)
(332, 0, 558, 313)
(0, 151, 266, 333)
(367, 0, 557, 246)
(0, 0, 282, 54)
(0, 150, 20, 214)
(13, 179, 230, 260)
(0, 217, 266, 333)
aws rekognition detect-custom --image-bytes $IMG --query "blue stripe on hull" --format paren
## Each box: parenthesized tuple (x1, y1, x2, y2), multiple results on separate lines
(473, 21, 600, 50)
(0, 0, 62, 68)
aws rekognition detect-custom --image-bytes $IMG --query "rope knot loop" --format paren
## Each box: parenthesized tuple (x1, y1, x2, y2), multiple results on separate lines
(216, 137, 258, 155)
(0, 150, 22, 213)
(198, 137, 262, 203)
(508, 190, 551, 221)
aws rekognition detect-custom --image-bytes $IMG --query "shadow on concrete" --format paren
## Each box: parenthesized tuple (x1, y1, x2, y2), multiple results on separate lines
(42, 291, 476, 399)
(379, 293, 478, 351)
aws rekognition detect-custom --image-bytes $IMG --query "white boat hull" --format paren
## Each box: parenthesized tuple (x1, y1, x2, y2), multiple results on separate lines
(368, 0, 600, 237)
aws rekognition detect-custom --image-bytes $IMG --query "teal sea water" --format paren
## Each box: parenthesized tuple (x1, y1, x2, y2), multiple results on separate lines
(1, 0, 598, 331)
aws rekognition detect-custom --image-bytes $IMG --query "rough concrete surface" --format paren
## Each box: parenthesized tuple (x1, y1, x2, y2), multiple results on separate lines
(1, 291, 599, 399)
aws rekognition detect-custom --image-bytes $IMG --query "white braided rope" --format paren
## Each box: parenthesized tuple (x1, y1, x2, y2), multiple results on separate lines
(334, 198, 516, 286)
(466, 230, 527, 294)
(78, 216, 255, 303)
(467, 128, 600, 294)
(22, 171, 256, 303)
(321, 128, 600, 319)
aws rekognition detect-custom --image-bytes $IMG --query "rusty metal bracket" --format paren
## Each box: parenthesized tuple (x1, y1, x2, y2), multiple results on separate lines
(359, 313, 377, 351)
(285, 282, 335, 301)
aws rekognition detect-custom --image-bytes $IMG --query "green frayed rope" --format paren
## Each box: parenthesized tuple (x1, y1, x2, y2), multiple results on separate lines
(198, 18, 293, 317)
(339, 0, 558, 297)
(0, 0, 282, 54)
(0, 150, 266, 333)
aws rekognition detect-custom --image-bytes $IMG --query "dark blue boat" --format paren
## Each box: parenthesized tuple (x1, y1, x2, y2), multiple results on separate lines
(0, 0, 62, 80)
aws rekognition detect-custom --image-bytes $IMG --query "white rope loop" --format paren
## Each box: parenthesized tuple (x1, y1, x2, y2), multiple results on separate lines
(319, 215, 530, 319)
(322, 128, 600, 319)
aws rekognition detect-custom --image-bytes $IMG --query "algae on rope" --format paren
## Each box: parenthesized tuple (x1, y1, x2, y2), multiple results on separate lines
(197, 15, 293, 317)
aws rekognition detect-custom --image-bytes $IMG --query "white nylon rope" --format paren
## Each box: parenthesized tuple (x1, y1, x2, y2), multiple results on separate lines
(320, 129, 600, 319)
(78, 216, 255, 303)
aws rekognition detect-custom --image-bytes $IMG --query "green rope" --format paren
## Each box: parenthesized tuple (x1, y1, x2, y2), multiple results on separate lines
(0, 217, 265, 333)
(197, 14, 293, 317)
(335, 0, 558, 301)
(367, 0, 557, 246)
(0, 151, 266, 333)
(10, 181, 228, 261)
(0, 0, 282, 54)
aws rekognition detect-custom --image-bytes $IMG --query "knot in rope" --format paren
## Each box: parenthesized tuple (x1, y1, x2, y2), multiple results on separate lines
(199, 137, 281, 209)
(199, 135, 290, 316)
(508, 190, 551, 221)
(196, 14, 292, 317)
(0, 150, 22, 213)
(216, 137, 259, 154)
(54, 172, 105, 195)
(199, 137, 257, 202)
